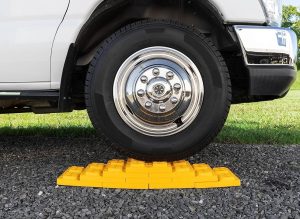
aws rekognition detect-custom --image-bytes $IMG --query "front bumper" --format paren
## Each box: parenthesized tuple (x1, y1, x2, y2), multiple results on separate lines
(234, 25, 298, 96)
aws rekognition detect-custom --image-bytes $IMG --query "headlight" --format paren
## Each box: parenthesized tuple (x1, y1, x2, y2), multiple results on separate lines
(260, 0, 283, 26)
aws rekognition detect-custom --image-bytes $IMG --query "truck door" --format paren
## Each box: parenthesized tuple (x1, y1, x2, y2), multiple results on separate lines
(0, 0, 69, 89)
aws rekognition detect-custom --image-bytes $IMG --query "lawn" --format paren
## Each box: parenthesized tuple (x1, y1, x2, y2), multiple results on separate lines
(217, 71, 300, 144)
(0, 71, 299, 145)
(291, 70, 300, 90)
(217, 89, 300, 144)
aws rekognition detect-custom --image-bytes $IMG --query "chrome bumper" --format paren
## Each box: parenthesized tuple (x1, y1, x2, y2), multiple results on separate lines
(234, 25, 298, 68)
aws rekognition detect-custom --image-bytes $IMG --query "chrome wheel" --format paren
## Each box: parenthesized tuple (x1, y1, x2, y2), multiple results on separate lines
(113, 46, 204, 137)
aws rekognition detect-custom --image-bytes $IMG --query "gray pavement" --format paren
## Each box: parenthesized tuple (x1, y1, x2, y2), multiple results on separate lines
(0, 136, 299, 218)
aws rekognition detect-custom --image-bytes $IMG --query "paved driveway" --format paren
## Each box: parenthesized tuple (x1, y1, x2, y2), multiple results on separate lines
(0, 137, 299, 218)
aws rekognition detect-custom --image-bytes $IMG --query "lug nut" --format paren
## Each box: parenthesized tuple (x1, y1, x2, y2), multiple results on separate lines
(145, 101, 152, 108)
(174, 83, 181, 91)
(140, 76, 148, 83)
(170, 97, 178, 104)
(166, 71, 174, 80)
(152, 68, 160, 76)
(137, 89, 145, 97)
(159, 104, 166, 112)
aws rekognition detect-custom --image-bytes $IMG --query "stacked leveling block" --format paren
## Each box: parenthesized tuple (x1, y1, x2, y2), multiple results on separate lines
(57, 159, 241, 189)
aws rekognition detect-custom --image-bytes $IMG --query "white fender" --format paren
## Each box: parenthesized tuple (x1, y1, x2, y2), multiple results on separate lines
(51, 0, 266, 89)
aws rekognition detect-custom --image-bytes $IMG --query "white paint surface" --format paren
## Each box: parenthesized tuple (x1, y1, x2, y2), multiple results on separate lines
(0, 0, 69, 89)
(0, 0, 267, 90)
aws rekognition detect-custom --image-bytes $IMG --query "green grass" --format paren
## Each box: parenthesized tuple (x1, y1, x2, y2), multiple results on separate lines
(0, 71, 299, 144)
(216, 90, 300, 144)
(291, 70, 300, 90)
(217, 71, 300, 144)
(0, 111, 95, 137)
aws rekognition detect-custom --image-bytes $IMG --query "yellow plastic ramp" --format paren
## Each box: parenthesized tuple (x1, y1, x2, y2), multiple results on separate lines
(57, 159, 241, 189)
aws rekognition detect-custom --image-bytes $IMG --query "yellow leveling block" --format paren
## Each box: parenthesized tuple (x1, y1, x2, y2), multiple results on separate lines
(57, 159, 241, 189)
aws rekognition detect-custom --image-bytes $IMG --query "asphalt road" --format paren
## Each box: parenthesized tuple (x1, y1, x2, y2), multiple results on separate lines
(0, 136, 299, 218)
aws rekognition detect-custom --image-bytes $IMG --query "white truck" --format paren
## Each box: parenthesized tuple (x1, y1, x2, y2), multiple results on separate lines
(0, 0, 297, 160)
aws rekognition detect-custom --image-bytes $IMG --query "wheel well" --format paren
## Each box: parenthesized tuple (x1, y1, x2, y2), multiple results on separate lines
(75, 0, 238, 64)
(67, 0, 247, 109)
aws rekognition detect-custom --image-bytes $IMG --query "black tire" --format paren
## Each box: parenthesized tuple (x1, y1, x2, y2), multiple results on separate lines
(85, 20, 231, 161)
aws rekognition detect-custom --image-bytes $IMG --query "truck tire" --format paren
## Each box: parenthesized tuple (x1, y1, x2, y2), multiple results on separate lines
(85, 20, 231, 161)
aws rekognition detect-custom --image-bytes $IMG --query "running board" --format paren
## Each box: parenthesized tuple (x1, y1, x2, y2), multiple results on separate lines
(0, 90, 61, 114)
(0, 90, 59, 100)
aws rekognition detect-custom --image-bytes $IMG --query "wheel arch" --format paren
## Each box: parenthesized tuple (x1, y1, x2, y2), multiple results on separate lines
(74, 0, 238, 65)
(60, 0, 243, 110)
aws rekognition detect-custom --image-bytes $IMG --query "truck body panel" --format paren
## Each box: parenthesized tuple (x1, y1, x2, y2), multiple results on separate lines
(50, 0, 267, 89)
(0, 0, 69, 90)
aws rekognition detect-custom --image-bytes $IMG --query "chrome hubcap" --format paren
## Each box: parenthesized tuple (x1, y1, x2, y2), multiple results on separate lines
(113, 47, 204, 137)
